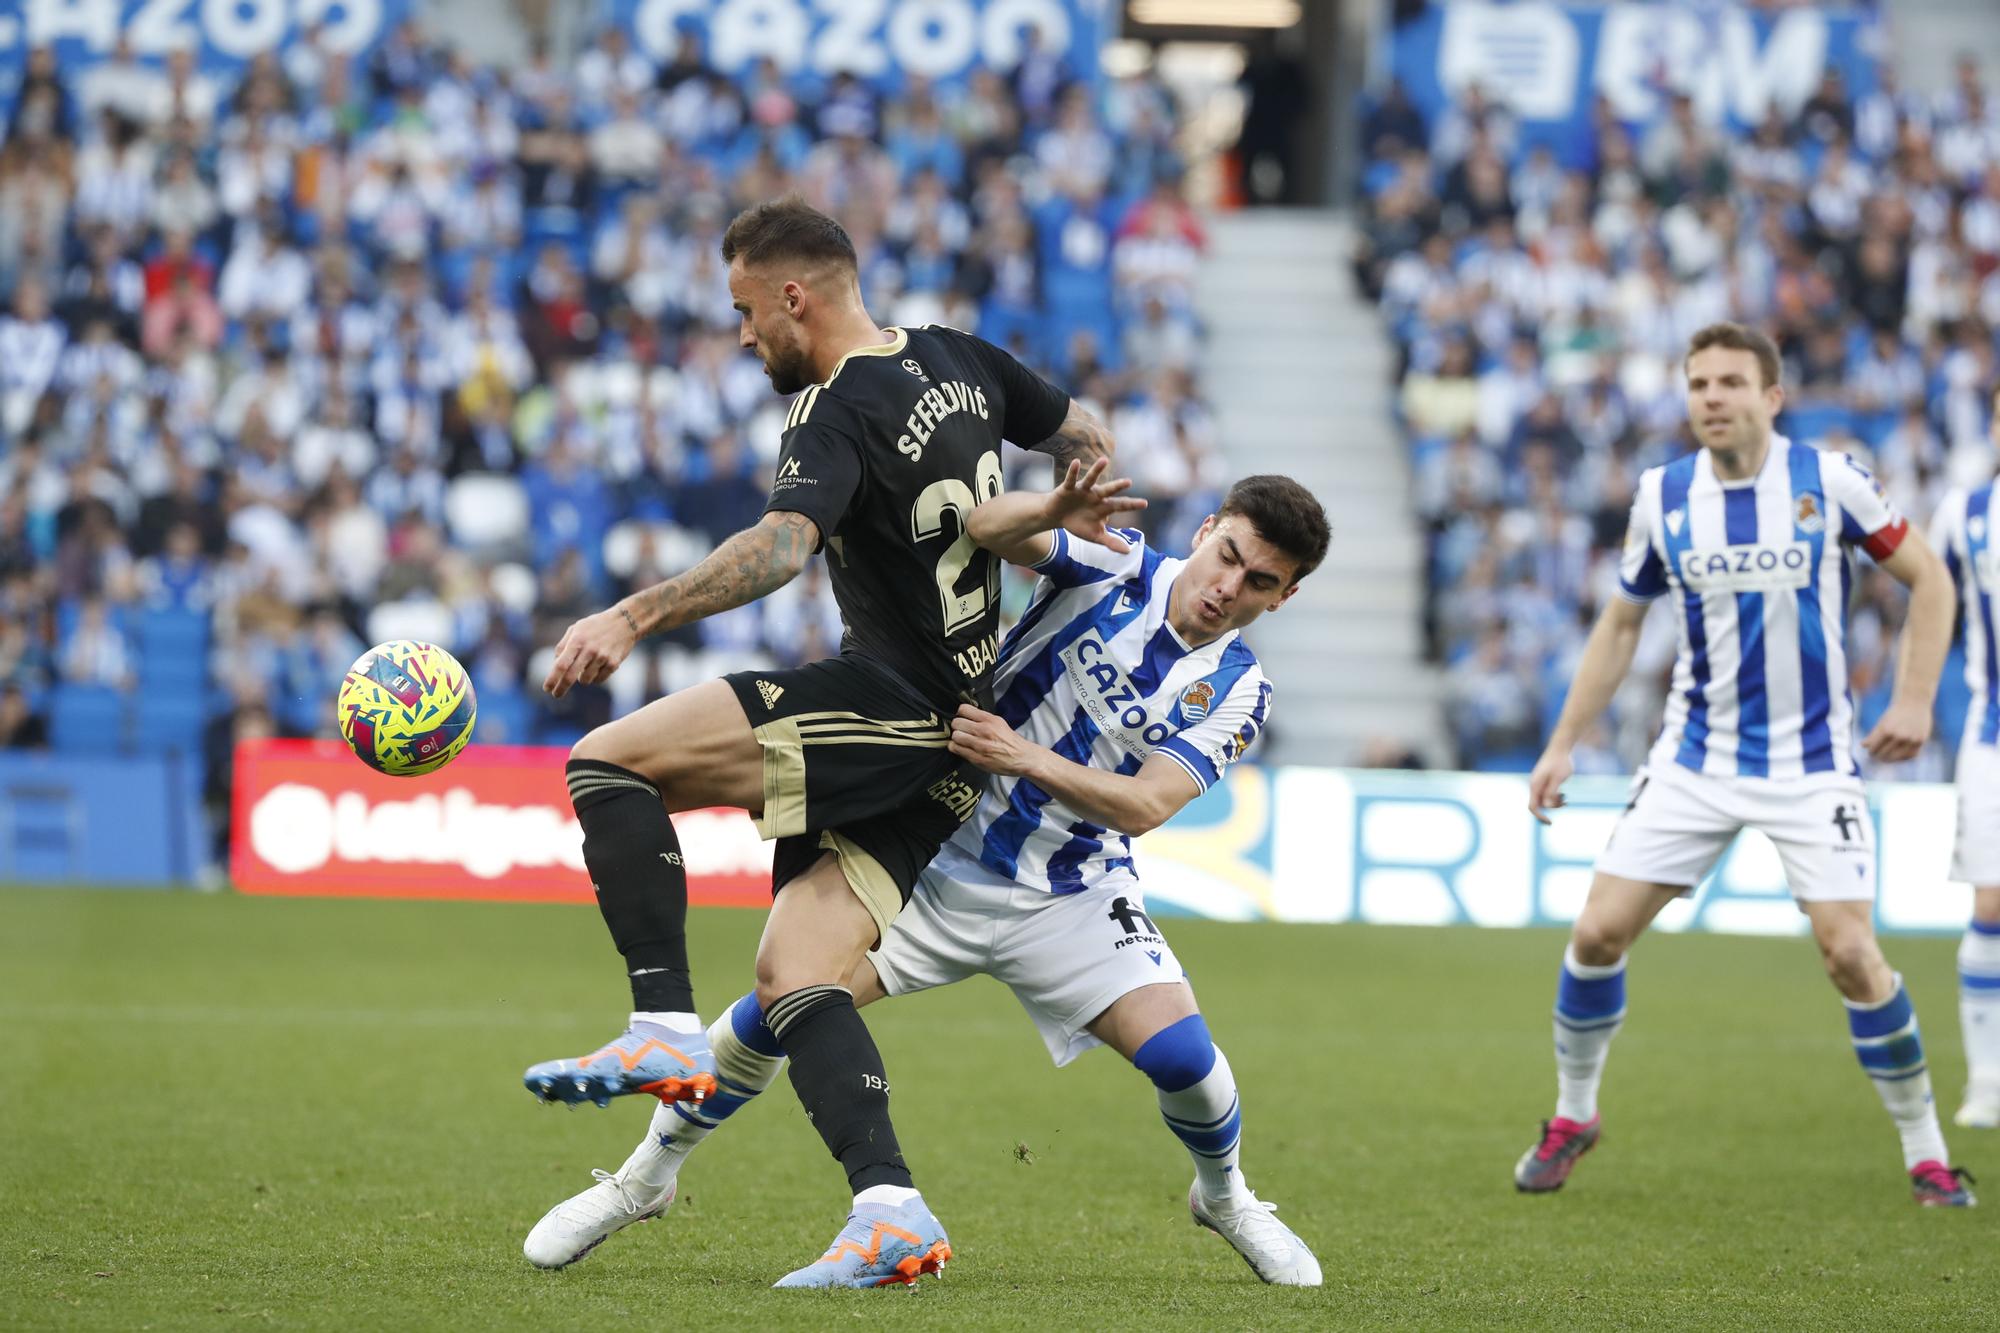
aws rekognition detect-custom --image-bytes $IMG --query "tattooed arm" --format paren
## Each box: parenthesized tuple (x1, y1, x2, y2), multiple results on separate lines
(1028, 399, 1116, 473)
(542, 510, 819, 697)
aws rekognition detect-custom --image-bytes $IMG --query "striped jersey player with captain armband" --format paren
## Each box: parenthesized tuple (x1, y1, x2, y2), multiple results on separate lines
(1931, 385, 2000, 1132)
(1516, 322, 1975, 1207)
(523, 472, 1331, 1285)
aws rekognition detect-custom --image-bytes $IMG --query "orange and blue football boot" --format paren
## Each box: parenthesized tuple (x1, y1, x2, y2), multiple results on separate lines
(772, 1197, 952, 1289)
(523, 1022, 717, 1108)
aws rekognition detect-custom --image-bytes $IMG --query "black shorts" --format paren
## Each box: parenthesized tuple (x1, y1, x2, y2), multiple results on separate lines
(724, 655, 980, 935)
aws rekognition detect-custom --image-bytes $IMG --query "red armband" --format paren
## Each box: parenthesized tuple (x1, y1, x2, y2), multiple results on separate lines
(1861, 517, 1908, 562)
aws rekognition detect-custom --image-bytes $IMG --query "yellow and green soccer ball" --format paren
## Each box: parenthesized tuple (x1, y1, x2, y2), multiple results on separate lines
(336, 641, 478, 776)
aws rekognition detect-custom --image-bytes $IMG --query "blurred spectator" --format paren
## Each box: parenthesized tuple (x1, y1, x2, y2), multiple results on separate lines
(0, 681, 49, 749)
(60, 596, 134, 689)
(0, 25, 1216, 860)
(1359, 47, 2000, 772)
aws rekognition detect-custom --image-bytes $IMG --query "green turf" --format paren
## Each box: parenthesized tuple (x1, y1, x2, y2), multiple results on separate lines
(0, 889, 1994, 1331)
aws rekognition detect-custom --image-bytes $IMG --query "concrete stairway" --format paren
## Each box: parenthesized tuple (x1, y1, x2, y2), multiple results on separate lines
(1193, 210, 1446, 767)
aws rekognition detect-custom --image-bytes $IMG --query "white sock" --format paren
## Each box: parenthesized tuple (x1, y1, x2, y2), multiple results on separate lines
(854, 1184, 921, 1208)
(621, 1000, 785, 1192)
(1846, 976, 1950, 1170)
(1554, 947, 1626, 1124)
(1159, 1047, 1246, 1203)
(630, 1010, 702, 1035)
(1961, 922, 2000, 1094)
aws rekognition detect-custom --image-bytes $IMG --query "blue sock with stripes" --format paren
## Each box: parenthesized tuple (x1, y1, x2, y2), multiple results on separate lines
(1135, 1014, 1246, 1203)
(1845, 975, 1949, 1170)
(1961, 920, 2000, 1096)
(1553, 947, 1626, 1123)
(625, 991, 786, 1192)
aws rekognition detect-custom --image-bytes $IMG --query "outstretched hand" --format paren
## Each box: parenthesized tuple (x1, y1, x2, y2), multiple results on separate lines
(543, 606, 639, 697)
(1048, 458, 1147, 554)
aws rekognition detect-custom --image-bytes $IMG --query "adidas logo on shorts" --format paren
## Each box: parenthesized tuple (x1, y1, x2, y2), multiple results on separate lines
(757, 680, 785, 709)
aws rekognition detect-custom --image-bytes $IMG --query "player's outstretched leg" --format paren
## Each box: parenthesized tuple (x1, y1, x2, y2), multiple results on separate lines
(1810, 902, 1974, 1207)
(523, 682, 767, 1105)
(762, 860, 950, 1289)
(1085, 981, 1319, 1286)
(1515, 945, 1623, 1192)
(1516, 874, 1676, 1193)
(1957, 897, 2000, 1129)
(524, 994, 787, 1268)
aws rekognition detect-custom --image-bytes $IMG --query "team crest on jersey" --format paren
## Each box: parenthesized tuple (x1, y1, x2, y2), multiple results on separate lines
(1178, 681, 1215, 722)
(1794, 492, 1826, 534)
(1665, 508, 1686, 537)
(1973, 515, 1988, 542)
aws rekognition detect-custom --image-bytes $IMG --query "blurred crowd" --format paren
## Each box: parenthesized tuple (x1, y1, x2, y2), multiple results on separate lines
(1355, 51, 2000, 777)
(0, 21, 1226, 820)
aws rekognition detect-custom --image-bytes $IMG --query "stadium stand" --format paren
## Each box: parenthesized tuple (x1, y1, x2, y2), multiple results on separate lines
(1355, 34, 2000, 777)
(0, 25, 1221, 857)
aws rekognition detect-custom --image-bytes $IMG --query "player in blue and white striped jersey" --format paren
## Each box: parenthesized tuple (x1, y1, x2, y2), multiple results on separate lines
(1931, 397, 2000, 1130)
(939, 490, 1274, 900)
(523, 470, 1331, 1284)
(1518, 323, 1974, 1207)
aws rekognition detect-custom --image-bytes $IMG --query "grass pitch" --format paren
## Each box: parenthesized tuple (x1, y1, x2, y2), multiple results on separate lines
(1, 888, 1995, 1331)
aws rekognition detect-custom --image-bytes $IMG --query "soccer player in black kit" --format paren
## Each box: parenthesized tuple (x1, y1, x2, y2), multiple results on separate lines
(523, 197, 1117, 1286)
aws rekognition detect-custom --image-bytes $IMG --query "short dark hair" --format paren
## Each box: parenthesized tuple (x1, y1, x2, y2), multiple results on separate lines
(720, 195, 857, 274)
(1686, 322, 1782, 389)
(1217, 475, 1330, 583)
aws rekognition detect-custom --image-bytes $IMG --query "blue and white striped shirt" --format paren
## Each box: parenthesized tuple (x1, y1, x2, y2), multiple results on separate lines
(1933, 482, 2000, 749)
(941, 527, 1272, 896)
(1618, 437, 1909, 779)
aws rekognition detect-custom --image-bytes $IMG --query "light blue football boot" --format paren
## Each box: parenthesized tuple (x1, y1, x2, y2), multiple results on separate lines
(523, 1021, 716, 1108)
(772, 1196, 952, 1288)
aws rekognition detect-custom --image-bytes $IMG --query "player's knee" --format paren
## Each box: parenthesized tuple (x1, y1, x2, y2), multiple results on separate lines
(1131, 1013, 1217, 1092)
(1569, 917, 1631, 968)
(568, 724, 620, 768)
(1818, 931, 1885, 991)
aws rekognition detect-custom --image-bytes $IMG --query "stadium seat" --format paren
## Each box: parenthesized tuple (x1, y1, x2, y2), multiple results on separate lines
(136, 607, 211, 656)
(49, 685, 129, 754)
(139, 653, 210, 694)
(132, 694, 209, 755)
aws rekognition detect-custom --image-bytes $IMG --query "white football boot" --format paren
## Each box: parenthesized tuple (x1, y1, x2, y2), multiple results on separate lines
(1955, 1084, 2000, 1130)
(1188, 1183, 1323, 1286)
(523, 1168, 675, 1269)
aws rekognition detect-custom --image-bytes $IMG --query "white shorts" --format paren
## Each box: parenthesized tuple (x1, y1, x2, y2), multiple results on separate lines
(1594, 762, 1876, 902)
(867, 846, 1187, 1067)
(1953, 738, 2000, 886)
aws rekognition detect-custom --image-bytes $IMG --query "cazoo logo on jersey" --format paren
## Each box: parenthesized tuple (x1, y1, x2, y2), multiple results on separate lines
(1061, 629, 1173, 756)
(1677, 543, 1813, 593)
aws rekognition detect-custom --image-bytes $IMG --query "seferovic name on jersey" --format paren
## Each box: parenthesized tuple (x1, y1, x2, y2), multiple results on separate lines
(896, 381, 990, 461)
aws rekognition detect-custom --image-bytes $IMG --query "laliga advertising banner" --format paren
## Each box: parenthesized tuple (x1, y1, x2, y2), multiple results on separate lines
(610, 0, 1106, 88)
(1389, 2, 1881, 164)
(231, 741, 1976, 935)
(231, 739, 774, 906)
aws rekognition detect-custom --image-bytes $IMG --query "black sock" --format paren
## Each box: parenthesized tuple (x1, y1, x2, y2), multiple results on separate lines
(565, 759, 693, 1014)
(766, 985, 913, 1193)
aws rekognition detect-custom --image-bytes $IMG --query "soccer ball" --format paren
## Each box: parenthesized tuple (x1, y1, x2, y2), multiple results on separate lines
(336, 640, 478, 777)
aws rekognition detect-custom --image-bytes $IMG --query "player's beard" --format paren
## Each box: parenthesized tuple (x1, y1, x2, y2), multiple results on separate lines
(762, 335, 814, 396)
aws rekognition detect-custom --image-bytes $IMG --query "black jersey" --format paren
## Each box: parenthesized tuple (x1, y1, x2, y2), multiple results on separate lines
(762, 324, 1070, 709)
